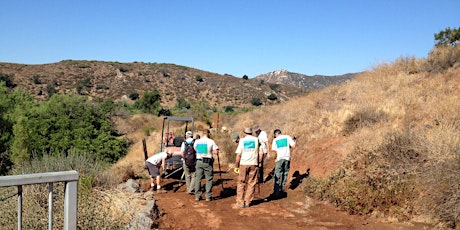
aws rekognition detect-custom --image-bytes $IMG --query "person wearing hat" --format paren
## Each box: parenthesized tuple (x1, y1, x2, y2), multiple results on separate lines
(253, 124, 270, 183)
(180, 131, 196, 194)
(271, 129, 296, 197)
(234, 127, 263, 208)
(145, 149, 173, 193)
(194, 129, 219, 201)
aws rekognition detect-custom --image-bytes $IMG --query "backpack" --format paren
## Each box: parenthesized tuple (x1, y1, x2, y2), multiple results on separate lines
(183, 140, 196, 167)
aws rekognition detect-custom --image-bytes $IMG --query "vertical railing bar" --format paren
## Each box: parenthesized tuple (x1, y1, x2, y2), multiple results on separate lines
(48, 182, 53, 230)
(18, 185, 22, 230)
(64, 180, 77, 230)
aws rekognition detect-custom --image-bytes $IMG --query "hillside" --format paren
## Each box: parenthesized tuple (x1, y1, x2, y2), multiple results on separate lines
(108, 45, 459, 229)
(0, 60, 305, 108)
(224, 45, 460, 228)
(254, 69, 357, 90)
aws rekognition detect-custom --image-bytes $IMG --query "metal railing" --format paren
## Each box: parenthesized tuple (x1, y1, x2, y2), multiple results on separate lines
(0, 170, 79, 230)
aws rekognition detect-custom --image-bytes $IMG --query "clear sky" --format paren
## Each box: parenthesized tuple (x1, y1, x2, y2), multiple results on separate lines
(1, 1, 458, 78)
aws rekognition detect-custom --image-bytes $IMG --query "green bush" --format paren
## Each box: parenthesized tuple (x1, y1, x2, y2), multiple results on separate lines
(0, 74, 15, 88)
(269, 83, 280, 92)
(267, 93, 277, 100)
(176, 97, 191, 110)
(133, 90, 162, 114)
(32, 75, 42, 84)
(46, 83, 57, 97)
(224, 105, 234, 112)
(10, 94, 127, 164)
(251, 98, 262, 106)
(129, 92, 139, 100)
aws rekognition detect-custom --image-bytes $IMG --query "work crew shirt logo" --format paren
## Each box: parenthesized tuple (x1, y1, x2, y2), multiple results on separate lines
(196, 143, 208, 155)
(276, 138, 288, 148)
(243, 140, 256, 149)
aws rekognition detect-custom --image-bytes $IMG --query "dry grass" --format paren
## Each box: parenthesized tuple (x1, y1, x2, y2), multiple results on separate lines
(0, 153, 133, 229)
(222, 45, 460, 227)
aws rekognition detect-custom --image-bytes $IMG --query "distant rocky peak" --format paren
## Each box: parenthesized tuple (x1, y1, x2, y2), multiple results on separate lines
(255, 69, 359, 90)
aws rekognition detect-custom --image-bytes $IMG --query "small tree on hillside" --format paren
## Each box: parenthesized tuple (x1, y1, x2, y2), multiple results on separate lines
(251, 98, 262, 106)
(267, 93, 278, 101)
(242, 75, 249, 80)
(129, 92, 139, 100)
(176, 97, 191, 110)
(133, 90, 162, 114)
(434, 27, 460, 47)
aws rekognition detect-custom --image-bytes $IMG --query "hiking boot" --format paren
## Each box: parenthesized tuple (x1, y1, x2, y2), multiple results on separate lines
(195, 197, 201, 201)
(206, 197, 212, 202)
(233, 203, 245, 209)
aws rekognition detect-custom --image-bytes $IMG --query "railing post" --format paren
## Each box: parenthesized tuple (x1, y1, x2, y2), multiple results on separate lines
(49, 182, 53, 230)
(64, 180, 78, 230)
(18, 185, 22, 230)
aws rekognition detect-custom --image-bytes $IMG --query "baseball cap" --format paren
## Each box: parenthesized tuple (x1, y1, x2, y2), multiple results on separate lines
(232, 134, 239, 142)
(186, 131, 193, 137)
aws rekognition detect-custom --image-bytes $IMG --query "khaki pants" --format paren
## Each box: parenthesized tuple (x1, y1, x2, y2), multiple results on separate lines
(183, 162, 196, 193)
(236, 165, 259, 206)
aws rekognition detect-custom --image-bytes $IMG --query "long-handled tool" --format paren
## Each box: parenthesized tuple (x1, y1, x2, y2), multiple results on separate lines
(164, 166, 183, 178)
(216, 153, 224, 190)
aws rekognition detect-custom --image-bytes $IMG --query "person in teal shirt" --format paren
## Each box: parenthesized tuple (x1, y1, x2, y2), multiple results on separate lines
(271, 129, 296, 196)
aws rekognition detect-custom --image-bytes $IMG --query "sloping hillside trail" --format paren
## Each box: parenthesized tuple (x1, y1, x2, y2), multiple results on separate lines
(150, 159, 430, 230)
(114, 116, 432, 229)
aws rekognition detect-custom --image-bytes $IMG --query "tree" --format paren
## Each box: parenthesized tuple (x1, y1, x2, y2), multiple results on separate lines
(129, 92, 139, 100)
(242, 75, 249, 80)
(224, 105, 234, 112)
(0, 82, 36, 174)
(267, 93, 278, 101)
(195, 75, 203, 82)
(46, 83, 57, 97)
(434, 27, 460, 47)
(251, 98, 262, 106)
(11, 94, 127, 163)
(0, 73, 15, 88)
(176, 97, 191, 110)
(133, 90, 162, 114)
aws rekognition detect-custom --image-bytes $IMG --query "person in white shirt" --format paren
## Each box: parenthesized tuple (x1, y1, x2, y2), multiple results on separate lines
(253, 125, 269, 184)
(193, 129, 219, 201)
(271, 129, 296, 196)
(234, 127, 263, 208)
(145, 150, 173, 192)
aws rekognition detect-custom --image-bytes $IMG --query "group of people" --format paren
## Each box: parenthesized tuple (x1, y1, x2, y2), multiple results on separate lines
(233, 125, 296, 208)
(145, 125, 296, 208)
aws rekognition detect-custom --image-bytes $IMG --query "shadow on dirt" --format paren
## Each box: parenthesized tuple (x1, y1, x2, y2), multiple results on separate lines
(288, 168, 310, 190)
(214, 187, 237, 200)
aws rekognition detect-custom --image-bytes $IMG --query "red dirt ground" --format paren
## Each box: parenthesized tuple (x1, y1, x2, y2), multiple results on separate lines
(146, 159, 432, 230)
(117, 117, 433, 229)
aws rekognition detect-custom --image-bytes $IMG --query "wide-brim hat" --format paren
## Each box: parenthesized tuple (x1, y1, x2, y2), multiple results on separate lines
(186, 131, 193, 137)
(252, 125, 261, 132)
(243, 127, 252, 134)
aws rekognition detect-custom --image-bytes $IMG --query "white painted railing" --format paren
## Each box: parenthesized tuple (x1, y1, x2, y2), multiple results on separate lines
(0, 170, 79, 230)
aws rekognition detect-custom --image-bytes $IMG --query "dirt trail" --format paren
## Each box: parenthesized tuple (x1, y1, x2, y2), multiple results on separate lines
(115, 117, 432, 229)
(147, 160, 429, 230)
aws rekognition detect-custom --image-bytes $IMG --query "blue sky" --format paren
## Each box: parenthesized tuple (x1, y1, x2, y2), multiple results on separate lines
(1, 1, 458, 77)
